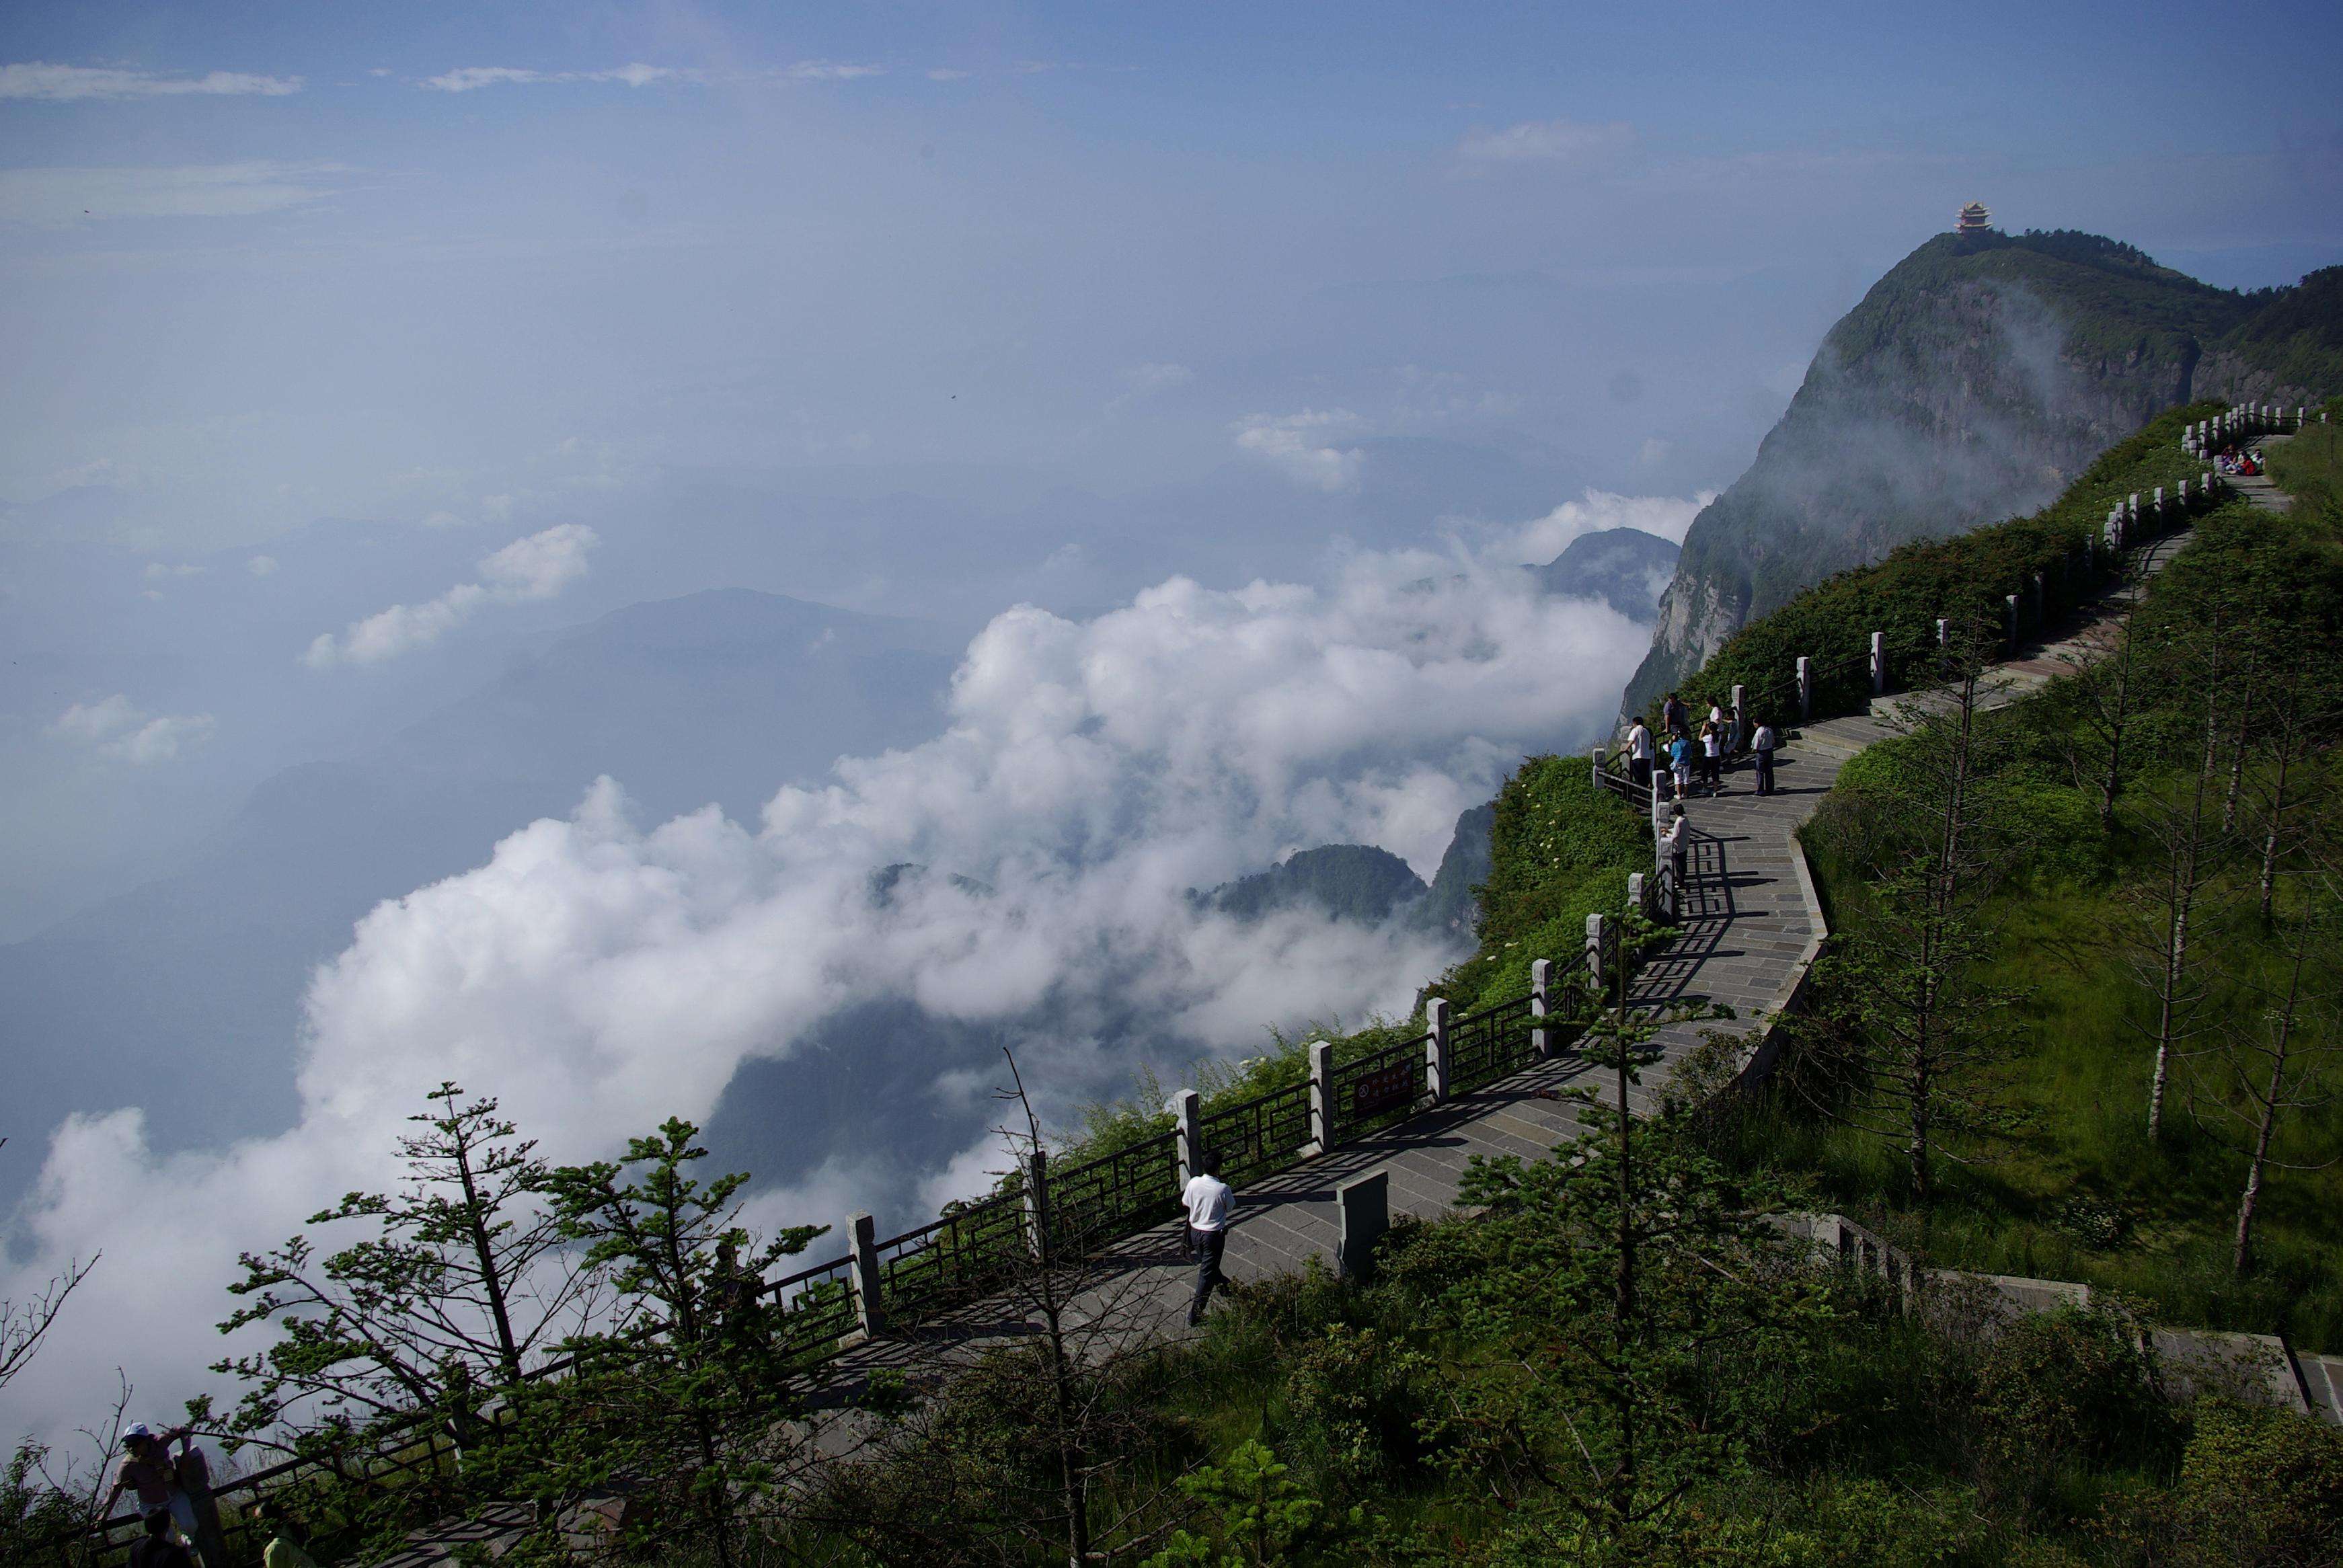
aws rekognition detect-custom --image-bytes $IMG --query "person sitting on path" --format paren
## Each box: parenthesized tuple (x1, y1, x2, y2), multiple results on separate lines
(255, 1500, 320, 1568)
(1752, 717, 1779, 796)
(128, 1511, 196, 1568)
(1625, 715, 1655, 799)
(1183, 1151, 1233, 1328)
(1668, 732, 1693, 802)
(103, 1425, 200, 1548)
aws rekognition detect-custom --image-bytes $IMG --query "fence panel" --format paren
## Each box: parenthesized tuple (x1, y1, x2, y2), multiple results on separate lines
(1444, 993, 1536, 1089)
(767, 1253, 858, 1358)
(1329, 1032, 1429, 1135)
(874, 1190, 1030, 1325)
(1046, 1129, 1181, 1255)
(1198, 1081, 1313, 1185)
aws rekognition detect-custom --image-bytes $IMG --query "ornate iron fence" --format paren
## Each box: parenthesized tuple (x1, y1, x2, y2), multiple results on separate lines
(1199, 1079, 1313, 1183)
(1445, 992, 1536, 1089)
(768, 1253, 859, 1358)
(1046, 1128, 1181, 1255)
(1330, 1032, 1428, 1130)
(875, 1188, 1030, 1325)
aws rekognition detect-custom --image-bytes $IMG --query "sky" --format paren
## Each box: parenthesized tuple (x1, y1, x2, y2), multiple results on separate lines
(3, 0, 2341, 1450)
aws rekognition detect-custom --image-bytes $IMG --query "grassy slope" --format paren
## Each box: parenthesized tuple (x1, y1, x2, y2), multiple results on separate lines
(1733, 412, 2343, 1351)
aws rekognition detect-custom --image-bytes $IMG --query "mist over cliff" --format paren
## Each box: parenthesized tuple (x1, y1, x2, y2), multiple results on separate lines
(1623, 232, 2341, 715)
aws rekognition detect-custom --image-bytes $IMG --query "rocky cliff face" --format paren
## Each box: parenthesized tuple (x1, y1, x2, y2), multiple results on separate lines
(1621, 234, 2336, 718)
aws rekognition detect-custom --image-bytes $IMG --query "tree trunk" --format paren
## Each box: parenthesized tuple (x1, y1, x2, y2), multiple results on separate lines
(2258, 742, 2294, 923)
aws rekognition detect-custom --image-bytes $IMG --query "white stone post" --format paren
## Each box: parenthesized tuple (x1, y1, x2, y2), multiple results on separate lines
(1585, 912, 1610, 1002)
(1935, 617, 1948, 648)
(1529, 958, 1552, 1058)
(1307, 1039, 1334, 1154)
(1730, 682, 1745, 748)
(1869, 630, 1886, 695)
(1170, 1089, 1202, 1187)
(1626, 871, 1646, 921)
(1590, 741, 1605, 791)
(2153, 485, 2165, 518)
(2005, 592, 2020, 652)
(1424, 997, 1450, 1103)
(848, 1211, 883, 1338)
(1335, 1169, 1389, 1280)
(1796, 655, 1812, 720)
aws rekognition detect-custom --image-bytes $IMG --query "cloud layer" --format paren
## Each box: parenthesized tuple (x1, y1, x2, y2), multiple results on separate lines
(1, 523, 1666, 1444)
(1233, 410, 1365, 492)
(50, 695, 217, 764)
(303, 524, 597, 667)
(1458, 118, 1635, 170)
(0, 163, 342, 227)
(0, 63, 302, 101)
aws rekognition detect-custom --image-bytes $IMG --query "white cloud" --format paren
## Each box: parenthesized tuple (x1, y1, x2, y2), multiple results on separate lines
(0, 63, 302, 101)
(143, 561, 202, 581)
(1106, 362, 1193, 414)
(781, 61, 885, 81)
(926, 68, 972, 81)
(1496, 487, 1714, 564)
(1457, 118, 1634, 171)
(303, 523, 596, 667)
(247, 555, 279, 576)
(1233, 409, 1365, 492)
(0, 163, 342, 227)
(50, 695, 217, 764)
(420, 64, 707, 93)
(3, 538, 1657, 1444)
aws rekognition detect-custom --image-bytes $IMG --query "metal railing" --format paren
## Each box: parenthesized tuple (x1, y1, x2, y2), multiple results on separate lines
(1445, 992, 1537, 1089)
(1328, 1031, 1431, 1130)
(1199, 1079, 1314, 1183)
(1045, 1128, 1181, 1255)
(768, 1253, 859, 1359)
(874, 1189, 1030, 1325)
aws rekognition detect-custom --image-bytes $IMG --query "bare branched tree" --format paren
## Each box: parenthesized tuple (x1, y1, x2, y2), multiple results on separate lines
(0, 1138, 98, 1396)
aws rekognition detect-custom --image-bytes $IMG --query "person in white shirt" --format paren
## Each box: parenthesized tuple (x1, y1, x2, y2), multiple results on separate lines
(1752, 719, 1779, 795)
(1182, 1152, 1233, 1327)
(1625, 718, 1655, 799)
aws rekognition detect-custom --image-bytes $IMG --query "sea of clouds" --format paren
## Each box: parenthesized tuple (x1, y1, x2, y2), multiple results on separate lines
(0, 496, 1691, 1447)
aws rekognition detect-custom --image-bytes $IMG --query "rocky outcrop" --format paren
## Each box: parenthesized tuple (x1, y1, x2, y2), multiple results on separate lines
(1535, 526, 1680, 621)
(1621, 235, 2339, 719)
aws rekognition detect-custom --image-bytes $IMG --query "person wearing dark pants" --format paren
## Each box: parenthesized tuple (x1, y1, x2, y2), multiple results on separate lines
(1182, 1151, 1232, 1327)
(1752, 720, 1778, 795)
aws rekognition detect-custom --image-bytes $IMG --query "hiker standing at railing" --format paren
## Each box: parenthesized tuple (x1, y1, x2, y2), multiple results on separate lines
(1625, 715, 1655, 799)
(102, 1425, 202, 1555)
(1753, 718, 1779, 796)
(1182, 1152, 1232, 1328)
(1662, 691, 1689, 740)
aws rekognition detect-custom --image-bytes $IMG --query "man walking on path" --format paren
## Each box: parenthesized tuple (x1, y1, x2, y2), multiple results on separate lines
(1662, 691, 1689, 740)
(1183, 1152, 1232, 1327)
(1625, 715, 1655, 799)
(1752, 718, 1778, 796)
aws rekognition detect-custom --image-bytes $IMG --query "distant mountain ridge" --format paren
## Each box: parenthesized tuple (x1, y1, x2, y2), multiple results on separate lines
(1623, 232, 2343, 716)
(1194, 844, 1430, 925)
(1535, 526, 1680, 621)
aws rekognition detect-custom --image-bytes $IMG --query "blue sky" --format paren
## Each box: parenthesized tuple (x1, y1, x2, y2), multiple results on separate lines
(5, 0, 2339, 555)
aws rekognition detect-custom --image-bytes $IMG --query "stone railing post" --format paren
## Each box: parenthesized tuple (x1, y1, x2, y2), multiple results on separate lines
(1529, 957, 1552, 1057)
(1935, 616, 1948, 648)
(1024, 1146, 1050, 1265)
(1170, 1089, 1202, 1187)
(1306, 1039, 1334, 1154)
(2005, 592, 2020, 652)
(1796, 655, 1812, 720)
(848, 1211, 883, 1338)
(1335, 1169, 1388, 1280)
(1625, 871, 1646, 921)
(1868, 630, 1885, 695)
(2152, 485, 2165, 520)
(1590, 742, 1606, 791)
(1585, 912, 1610, 1002)
(1425, 998, 1450, 1103)
(1730, 682, 1744, 747)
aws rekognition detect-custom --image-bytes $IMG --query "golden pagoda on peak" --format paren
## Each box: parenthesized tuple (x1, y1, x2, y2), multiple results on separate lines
(1955, 200, 1993, 235)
